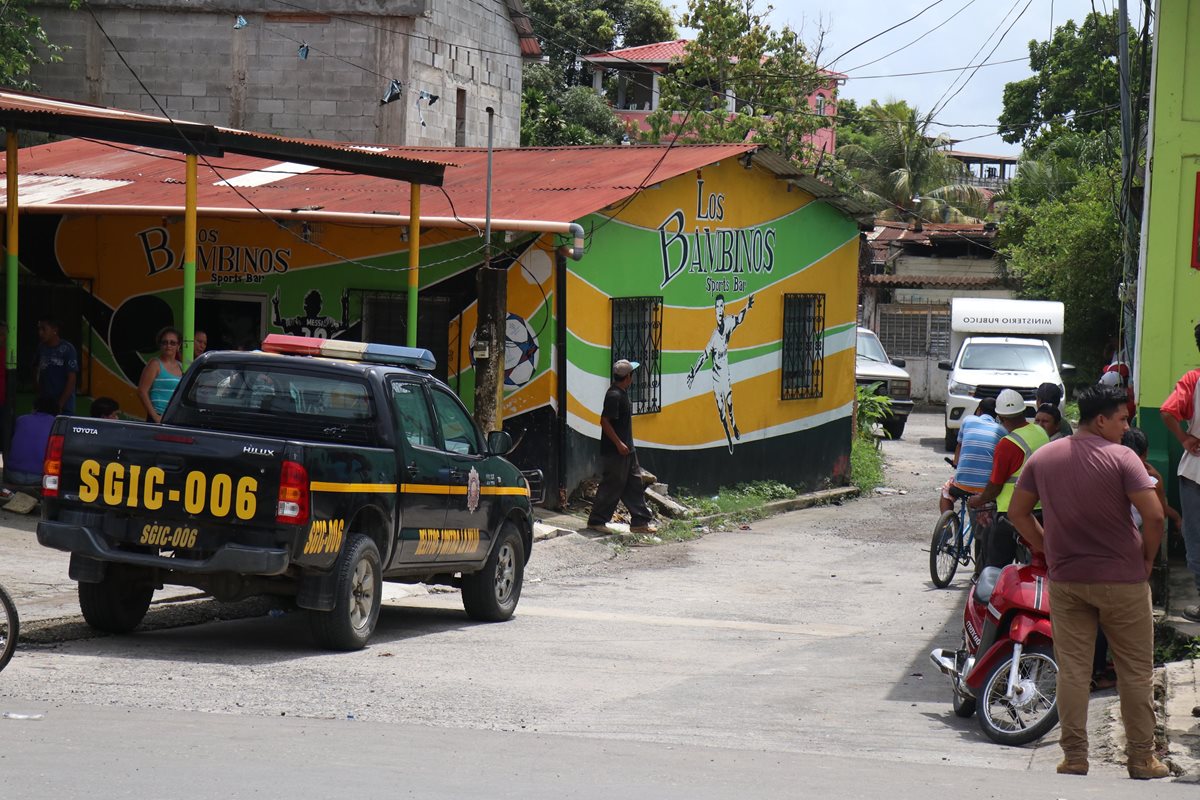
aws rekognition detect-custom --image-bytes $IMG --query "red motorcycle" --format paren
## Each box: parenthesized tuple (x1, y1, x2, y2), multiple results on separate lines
(929, 546, 1059, 745)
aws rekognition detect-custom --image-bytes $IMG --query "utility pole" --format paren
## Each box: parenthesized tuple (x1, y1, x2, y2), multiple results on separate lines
(1116, 0, 1138, 367)
(472, 107, 505, 434)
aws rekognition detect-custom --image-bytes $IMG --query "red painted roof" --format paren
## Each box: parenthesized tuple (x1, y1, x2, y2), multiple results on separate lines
(3, 139, 765, 223)
(583, 40, 846, 81)
(584, 39, 691, 64)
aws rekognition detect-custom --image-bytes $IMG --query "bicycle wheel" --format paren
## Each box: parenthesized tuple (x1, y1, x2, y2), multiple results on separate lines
(0, 582, 18, 673)
(930, 511, 962, 588)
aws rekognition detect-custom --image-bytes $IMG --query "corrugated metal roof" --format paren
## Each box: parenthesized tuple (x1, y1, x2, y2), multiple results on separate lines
(0, 89, 452, 184)
(2, 139, 868, 225)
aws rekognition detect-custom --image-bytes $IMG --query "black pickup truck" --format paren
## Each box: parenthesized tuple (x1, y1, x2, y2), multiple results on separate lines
(36, 335, 535, 650)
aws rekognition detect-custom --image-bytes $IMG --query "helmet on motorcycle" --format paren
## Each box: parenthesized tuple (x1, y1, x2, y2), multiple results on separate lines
(995, 388, 1026, 417)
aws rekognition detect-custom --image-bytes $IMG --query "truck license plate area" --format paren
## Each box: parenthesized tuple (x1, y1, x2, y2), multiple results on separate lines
(135, 522, 202, 550)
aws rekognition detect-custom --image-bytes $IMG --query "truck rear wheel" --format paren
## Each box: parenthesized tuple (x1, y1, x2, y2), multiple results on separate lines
(78, 568, 154, 634)
(462, 523, 524, 622)
(309, 534, 382, 651)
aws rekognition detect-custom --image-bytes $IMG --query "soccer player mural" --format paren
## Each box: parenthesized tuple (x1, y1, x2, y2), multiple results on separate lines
(686, 294, 755, 454)
(272, 287, 351, 339)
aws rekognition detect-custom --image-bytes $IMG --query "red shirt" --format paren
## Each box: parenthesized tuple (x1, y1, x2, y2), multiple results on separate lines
(988, 436, 1025, 486)
(1160, 368, 1200, 422)
(1016, 431, 1155, 583)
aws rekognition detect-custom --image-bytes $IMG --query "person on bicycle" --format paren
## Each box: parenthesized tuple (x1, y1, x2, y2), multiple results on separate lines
(969, 388, 1051, 568)
(940, 397, 1004, 514)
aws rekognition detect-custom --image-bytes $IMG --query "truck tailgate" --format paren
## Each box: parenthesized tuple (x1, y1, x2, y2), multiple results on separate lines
(47, 417, 285, 552)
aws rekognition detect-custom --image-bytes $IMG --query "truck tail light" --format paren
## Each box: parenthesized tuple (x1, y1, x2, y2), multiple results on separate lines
(42, 434, 65, 497)
(276, 459, 310, 525)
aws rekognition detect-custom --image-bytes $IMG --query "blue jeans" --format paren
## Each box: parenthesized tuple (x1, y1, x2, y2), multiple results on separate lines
(4, 468, 40, 486)
(1180, 477, 1200, 593)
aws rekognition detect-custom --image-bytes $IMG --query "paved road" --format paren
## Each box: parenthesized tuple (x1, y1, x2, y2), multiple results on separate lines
(0, 412, 1171, 794)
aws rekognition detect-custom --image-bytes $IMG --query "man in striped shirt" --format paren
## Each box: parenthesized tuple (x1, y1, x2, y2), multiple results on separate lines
(939, 397, 1004, 513)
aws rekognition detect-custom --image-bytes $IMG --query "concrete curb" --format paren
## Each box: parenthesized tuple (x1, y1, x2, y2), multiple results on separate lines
(1161, 659, 1200, 780)
(532, 485, 861, 543)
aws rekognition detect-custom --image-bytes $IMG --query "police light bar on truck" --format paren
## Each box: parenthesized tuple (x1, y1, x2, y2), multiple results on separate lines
(261, 334, 437, 370)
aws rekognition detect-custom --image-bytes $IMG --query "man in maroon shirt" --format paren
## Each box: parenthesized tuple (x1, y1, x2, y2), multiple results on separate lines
(1008, 384, 1166, 779)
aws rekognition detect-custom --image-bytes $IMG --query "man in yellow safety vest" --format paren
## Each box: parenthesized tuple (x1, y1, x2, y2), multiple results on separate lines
(969, 387, 1051, 568)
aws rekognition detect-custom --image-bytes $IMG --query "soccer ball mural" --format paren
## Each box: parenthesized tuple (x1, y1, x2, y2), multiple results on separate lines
(503, 313, 540, 387)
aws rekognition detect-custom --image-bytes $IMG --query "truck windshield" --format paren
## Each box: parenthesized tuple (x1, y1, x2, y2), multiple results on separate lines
(185, 366, 373, 420)
(857, 332, 890, 363)
(960, 343, 1055, 372)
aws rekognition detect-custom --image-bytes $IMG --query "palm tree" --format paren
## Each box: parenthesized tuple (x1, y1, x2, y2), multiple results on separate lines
(837, 103, 986, 224)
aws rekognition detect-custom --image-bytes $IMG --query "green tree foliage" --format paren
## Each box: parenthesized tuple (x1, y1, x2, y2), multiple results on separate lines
(1000, 165, 1122, 378)
(521, 63, 623, 145)
(0, 0, 63, 89)
(525, 0, 677, 87)
(998, 10, 1150, 153)
(644, 0, 821, 163)
(836, 102, 985, 222)
(521, 0, 675, 146)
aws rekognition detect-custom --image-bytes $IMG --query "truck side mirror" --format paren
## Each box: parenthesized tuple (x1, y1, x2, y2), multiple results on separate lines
(487, 430, 513, 456)
(1060, 363, 1076, 375)
(891, 358, 907, 369)
(937, 360, 952, 371)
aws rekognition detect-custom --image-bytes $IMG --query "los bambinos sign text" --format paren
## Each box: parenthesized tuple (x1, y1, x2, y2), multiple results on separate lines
(658, 179, 777, 292)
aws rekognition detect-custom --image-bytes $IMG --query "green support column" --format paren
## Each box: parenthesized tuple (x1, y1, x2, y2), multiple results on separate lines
(183, 154, 197, 363)
(407, 183, 421, 347)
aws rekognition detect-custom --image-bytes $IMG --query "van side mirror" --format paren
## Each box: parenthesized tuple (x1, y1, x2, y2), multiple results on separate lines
(1060, 363, 1076, 375)
(487, 430, 513, 456)
(937, 360, 952, 371)
(891, 358, 906, 369)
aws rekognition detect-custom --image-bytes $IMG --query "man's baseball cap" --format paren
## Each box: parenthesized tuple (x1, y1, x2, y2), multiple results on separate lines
(995, 388, 1026, 416)
(613, 359, 640, 377)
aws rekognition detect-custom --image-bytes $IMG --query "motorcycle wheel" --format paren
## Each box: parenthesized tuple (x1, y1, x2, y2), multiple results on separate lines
(952, 679, 977, 718)
(977, 643, 1058, 746)
(929, 511, 961, 588)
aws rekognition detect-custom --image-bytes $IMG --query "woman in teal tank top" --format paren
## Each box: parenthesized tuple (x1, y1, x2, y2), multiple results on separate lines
(137, 326, 184, 423)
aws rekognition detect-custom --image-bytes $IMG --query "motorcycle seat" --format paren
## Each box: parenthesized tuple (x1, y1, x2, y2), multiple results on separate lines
(974, 567, 1003, 605)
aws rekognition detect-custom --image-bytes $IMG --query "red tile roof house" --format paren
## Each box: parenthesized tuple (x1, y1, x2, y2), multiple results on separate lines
(581, 39, 843, 155)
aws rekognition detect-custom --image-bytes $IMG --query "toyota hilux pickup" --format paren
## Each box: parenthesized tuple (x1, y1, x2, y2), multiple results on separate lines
(36, 334, 535, 650)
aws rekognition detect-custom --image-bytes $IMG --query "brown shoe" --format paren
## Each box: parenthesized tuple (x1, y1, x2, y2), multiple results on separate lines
(629, 524, 658, 534)
(1128, 755, 1170, 780)
(1056, 759, 1089, 775)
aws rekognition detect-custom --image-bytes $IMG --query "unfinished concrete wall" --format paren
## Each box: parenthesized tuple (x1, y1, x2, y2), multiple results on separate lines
(30, 0, 522, 146)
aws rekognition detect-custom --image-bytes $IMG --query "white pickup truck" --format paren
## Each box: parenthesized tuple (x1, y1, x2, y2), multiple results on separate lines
(937, 298, 1073, 451)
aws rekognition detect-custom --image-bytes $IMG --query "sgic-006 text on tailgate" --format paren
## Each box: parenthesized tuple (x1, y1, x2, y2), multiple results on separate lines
(77, 459, 258, 520)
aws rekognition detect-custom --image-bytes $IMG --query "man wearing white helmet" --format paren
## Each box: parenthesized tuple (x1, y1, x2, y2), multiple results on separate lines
(970, 388, 1051, 567)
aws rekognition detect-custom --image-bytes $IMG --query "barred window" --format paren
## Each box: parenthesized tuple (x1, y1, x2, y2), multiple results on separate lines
(781, 293, 825, 400)
(610, 296, 663, 415)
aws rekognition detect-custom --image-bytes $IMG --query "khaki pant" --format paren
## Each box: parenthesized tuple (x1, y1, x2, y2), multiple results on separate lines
(1049, 580, 1156, 761)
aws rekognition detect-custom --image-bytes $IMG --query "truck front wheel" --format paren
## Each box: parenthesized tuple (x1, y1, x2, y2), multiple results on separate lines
(945, 427, 958, 452)
(78, 567, 154, 634)
(309, 534, 382, 651)
(461, 523, 525, 622)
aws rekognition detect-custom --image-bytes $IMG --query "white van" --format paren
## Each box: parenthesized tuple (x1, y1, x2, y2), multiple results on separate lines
(937, 298, 1073, 451)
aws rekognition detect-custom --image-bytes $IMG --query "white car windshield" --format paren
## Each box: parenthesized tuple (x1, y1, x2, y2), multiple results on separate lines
(960, 343, 1055, 372)
(857, 332, 890, 363)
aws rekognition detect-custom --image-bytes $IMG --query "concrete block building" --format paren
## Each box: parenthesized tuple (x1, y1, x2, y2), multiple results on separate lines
(30, 0, 538, 146)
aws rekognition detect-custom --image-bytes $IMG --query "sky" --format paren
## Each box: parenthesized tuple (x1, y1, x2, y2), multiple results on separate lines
(688, 0, 1142, 156)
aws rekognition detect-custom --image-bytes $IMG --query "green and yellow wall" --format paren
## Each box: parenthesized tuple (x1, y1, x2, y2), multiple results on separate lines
(1137, 0, 1200, 487)
(14, 150, 860, 499)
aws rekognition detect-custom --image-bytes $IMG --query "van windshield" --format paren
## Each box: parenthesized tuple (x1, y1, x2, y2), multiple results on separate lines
(959, 343, 1054, 372)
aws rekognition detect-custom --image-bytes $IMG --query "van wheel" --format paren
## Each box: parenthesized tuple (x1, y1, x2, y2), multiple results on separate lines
(462, 523, 524, 622)
(944, 428, 958, 452)
(78, 568, 154, 634)
(309, 535, 382, 651)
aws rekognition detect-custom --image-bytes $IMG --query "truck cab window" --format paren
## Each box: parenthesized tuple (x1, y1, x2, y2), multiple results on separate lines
(430, 389, 481, 456)
(390, 382, 437, 448)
